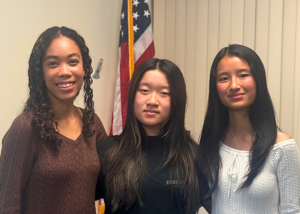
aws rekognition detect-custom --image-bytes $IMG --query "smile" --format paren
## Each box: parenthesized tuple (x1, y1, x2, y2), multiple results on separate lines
(56, 82, 75, 88)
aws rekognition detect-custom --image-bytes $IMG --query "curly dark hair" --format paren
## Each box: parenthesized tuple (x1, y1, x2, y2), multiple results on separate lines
(24, 26, 95, 148)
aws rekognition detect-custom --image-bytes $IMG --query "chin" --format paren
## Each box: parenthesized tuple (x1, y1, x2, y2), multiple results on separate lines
(57, 96, 77, 103)
(228, 105, 250, 111)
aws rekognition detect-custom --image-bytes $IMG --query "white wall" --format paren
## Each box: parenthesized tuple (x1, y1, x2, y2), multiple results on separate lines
(0, 0, 123, 151)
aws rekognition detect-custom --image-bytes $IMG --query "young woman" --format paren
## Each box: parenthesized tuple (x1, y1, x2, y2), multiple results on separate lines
(198, 44, 300, 213)
(96, 58, 209, 214)
(0, 26, 107, 213)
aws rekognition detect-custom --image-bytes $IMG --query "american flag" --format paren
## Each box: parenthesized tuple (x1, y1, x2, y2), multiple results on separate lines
(110, 0, 155, 135)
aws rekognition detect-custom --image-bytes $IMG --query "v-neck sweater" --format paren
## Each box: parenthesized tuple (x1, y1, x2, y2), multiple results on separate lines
(0, 111, 107, 214)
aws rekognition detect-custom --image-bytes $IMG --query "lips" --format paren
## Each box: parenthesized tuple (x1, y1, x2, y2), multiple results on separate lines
(144, 109, 159, 116)
(56, 82, 75, 88)
(228, 93, 245, 99)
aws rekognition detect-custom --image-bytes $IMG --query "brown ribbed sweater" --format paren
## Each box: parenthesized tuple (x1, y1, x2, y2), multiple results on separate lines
(0, 111, 107, 214)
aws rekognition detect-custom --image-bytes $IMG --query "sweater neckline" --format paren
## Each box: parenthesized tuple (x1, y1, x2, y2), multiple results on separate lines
(57, 107, 84, 144)
(59, 132, 84, 145)
(220, 139, 296, 155)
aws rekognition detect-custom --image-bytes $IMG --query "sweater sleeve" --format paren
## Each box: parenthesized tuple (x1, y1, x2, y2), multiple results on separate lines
(277, 141, 300, 214)
(0, 113, 36, 214)
(94, 113, 108, 144)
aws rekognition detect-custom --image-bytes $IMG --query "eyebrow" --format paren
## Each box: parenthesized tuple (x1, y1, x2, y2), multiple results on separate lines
(217, 69, 250, 77)
(44, 53, 81, 61)
(139, 82, 169, 89)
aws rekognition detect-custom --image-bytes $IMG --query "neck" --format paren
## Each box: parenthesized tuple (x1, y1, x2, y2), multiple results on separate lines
(224, 109, 254, 150)
(145, 129, 161, 136)
(144, 126, 165, 137)
(228, 109, 252, 134)
(49, 98, 78, 121)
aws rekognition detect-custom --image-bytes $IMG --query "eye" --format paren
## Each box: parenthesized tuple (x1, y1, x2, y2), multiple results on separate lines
(219, 77, 228, 82)
(69, 59, 79, 66)
(47, 61, 58, 67)
(161, 91, 170, 96)
(138, 89, 148, 94)
(240, 74, 250, 78)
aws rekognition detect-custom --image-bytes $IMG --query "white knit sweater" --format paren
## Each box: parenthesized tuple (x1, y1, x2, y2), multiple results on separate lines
(212, 139, 300, 214)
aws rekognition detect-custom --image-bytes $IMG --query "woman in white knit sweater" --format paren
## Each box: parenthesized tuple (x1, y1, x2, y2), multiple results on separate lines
(198, 44, 300, 214)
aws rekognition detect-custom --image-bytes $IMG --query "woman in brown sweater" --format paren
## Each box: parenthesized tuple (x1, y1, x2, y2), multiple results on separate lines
(0, 26, 107, 213)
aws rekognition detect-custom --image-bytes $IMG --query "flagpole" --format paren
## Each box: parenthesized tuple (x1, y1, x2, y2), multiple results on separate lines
(127, 0, 134, 80)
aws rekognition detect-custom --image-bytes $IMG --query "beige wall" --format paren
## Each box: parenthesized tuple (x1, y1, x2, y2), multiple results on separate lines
(153, 0, 300, 149)
(0, 0, 123, 151)
(1, 0, 299, 213)
(153, 2, 300, 213)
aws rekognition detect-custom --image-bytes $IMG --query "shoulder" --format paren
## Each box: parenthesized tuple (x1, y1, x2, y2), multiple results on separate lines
(275, 129, 292, 144)
(91, 112, 108, 142)
(79, 108, 103, 127)
(96, 136, 117, 159)
(271, 138, 300, 175)
(93, 112, 102, 124)
(271, 133, 298, 160)
(93, 112, 105, 130)
(2, 111, 34, 146)
(5, 112, 33, 136)
(13, 111, 32, 126)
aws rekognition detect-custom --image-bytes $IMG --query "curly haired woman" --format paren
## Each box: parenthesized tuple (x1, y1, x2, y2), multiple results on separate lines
(0, 26, 107, 214)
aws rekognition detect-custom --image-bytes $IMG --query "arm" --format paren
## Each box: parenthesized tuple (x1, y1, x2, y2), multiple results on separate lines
(94, 114, 108, 144)
(277, 141, 300, 214)
(0, 114, 35, 213)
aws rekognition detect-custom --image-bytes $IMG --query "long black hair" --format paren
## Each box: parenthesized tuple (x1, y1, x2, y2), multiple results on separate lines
(198, 44, 277, 193)
(24, 26, 95, 148)
(104, 58, 201, 213)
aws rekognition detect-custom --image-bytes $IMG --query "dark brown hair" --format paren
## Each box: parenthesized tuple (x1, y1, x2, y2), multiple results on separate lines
(104, 58, 202, 213)
(198, 44, 277, 194)
(24, 26, 95, 148)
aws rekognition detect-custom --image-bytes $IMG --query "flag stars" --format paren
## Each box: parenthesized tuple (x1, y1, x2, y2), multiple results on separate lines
(121, 12, 125, 19)
(144, 10, 150, 18)
(121, 31, 124, 37)
(144, 0, 149, 3)
(133, 25, 139, 32)
(133, 12, 139, 20)
(133, 0, 140, 7)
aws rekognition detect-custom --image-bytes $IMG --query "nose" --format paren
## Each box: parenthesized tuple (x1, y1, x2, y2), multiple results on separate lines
(58, 63, 72, 77)
(147, 92, 159, 106)
(229, 77, 240, 91)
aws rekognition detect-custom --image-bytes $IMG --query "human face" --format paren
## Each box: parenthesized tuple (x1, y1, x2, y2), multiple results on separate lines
(216, 56, 256, 112)
(134, 70, 171, 136)
(42, 36, 84, 105)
